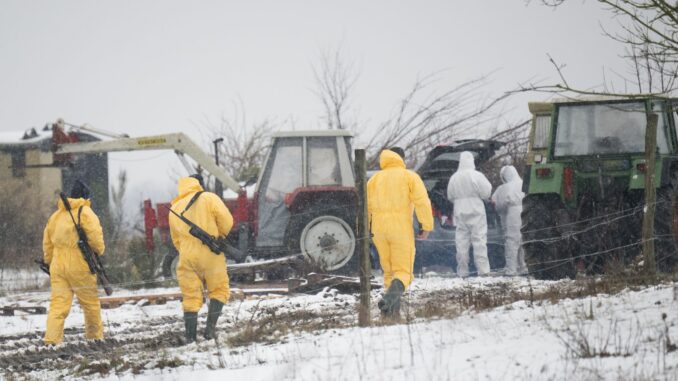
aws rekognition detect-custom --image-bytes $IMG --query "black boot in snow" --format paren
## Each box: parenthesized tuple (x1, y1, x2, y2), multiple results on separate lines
(204, 299, 224, 340)
(379, 279, 405, 318)
(183, 311, 198, 344)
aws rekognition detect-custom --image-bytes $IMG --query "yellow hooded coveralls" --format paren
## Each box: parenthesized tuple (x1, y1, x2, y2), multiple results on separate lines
(43, 198, 105, 344)
(169, 177, 234, 313)
(367, 150, 434, 289)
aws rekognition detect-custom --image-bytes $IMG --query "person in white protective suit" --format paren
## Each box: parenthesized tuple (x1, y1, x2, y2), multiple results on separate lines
(447, 151, 493, 277)
(492, 165, 528, 276)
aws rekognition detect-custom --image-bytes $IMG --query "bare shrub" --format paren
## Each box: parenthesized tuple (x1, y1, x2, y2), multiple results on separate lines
(0, 182, 46, 268)
(555, 319, 643, 359)
(201, 99, 275, 183)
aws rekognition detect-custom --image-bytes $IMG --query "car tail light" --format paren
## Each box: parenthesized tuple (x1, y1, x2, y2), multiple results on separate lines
(636, 163, 647, 173)
(536, 168, 552, 178)
(432, 206, 441, 218)
(563, 167, 574, 200)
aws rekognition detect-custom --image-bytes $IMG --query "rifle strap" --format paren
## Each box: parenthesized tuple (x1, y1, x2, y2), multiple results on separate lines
(77, 206, 84, 227)
(181, 191, 204, 216)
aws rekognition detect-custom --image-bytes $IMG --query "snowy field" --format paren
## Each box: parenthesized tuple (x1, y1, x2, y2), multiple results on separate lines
(1, 276, 678, 380)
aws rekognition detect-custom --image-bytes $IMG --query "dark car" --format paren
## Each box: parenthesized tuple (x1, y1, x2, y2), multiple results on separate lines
(412, 140, 506, 275)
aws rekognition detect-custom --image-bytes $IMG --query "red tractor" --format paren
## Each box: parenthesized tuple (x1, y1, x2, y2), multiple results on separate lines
(54, 125, 359, 276)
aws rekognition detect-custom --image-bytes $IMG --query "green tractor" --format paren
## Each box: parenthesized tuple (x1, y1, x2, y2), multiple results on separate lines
(522, 97, 678, 279)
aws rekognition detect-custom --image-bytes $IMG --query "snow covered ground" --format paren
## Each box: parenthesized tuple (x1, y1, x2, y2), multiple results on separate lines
(2, 276, 678, 380)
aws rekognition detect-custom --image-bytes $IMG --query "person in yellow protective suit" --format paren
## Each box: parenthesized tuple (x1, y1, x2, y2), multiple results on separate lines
(367, 148, 433, 317)
(43, 180, 105, 345)
(169, 174, 234, 343)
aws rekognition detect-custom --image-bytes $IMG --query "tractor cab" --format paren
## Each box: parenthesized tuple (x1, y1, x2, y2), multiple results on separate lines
(252, 131, 357, 271)
(523, 97, 678, 279)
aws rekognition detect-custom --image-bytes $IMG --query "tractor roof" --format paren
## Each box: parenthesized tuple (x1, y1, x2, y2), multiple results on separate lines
(272, 130, 353, 138)
(528, 95, 678, 115)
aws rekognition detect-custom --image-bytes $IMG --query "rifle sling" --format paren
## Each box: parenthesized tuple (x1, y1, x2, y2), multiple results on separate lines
(181, 191, 204, 216)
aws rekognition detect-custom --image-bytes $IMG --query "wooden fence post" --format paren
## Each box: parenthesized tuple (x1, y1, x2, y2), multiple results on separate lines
(642, 113, 658, 276)
(355, 149, 371, 326)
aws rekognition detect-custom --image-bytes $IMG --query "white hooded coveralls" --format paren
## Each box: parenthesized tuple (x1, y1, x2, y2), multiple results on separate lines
(492, 165, 528, 275)
(447, 151, 492, 276)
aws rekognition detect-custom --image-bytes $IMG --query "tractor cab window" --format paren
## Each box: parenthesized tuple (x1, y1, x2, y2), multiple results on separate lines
(262, 139, 302, 199)
(307, 137, 340, 186)
(554, 102, 669, 156)
(256, 138, 302, 247)
(533, 115, 551, 149)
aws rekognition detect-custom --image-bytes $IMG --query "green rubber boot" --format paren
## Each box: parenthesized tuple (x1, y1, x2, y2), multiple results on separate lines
(379, 279, 405, 317)
(184, 312, 198, 344)
(204, 299, 224, 340)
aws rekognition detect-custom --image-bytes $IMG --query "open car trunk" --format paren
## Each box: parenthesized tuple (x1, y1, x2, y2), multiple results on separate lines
(417, 140, 504, 216)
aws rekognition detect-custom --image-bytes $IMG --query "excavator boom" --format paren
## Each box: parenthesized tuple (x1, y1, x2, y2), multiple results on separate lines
(55, 132, 241, 193)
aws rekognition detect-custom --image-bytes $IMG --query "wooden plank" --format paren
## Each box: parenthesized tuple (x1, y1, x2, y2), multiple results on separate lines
(1, 306, 47, 316)
(98, 287, 289, 309)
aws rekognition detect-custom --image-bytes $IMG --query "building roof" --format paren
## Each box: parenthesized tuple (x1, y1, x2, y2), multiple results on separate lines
(0, 126, 53, 148)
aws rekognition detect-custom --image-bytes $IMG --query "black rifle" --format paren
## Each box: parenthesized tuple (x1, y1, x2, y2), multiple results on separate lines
(164, 205, 244, 260)
(34, 259, 50, 276)
(59, 192, 113, 296)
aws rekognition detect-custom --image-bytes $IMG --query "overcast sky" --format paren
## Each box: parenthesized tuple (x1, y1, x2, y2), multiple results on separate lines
(0, 1, 630, 211)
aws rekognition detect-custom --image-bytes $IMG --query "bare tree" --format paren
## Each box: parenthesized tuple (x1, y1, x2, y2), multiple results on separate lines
(311, 49, 526, 168)
(534, 0, 678, 94)
(365, 73, 518, 168)
(517, 52, 673, 98)
(202, 100, 275, 183)
(312, 47, 359, 130)
(480, 119, 531, 186)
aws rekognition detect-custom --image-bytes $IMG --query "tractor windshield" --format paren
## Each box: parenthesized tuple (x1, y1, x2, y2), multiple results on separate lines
(553, 101, 669, 156)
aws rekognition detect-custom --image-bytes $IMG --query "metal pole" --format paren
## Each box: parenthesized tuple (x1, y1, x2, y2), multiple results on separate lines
(213, 138, 224, 196)
(642, 113, 658, 276)
(355, 149, 371, 326)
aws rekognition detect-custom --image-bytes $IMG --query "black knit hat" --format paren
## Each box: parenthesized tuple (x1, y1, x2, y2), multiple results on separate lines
(189, 174, 205, 189)
(389, 147, 405, 160)
(69, 180, 91, 199)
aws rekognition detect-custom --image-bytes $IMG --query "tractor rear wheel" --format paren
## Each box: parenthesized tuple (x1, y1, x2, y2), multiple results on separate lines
(521, 195, 576, 280)
(287, 209, 357, 274)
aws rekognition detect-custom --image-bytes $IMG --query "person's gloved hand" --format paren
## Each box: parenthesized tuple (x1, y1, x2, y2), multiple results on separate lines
(416, 230, 430, 240)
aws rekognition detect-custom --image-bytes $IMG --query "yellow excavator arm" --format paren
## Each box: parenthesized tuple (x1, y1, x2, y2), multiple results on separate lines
(55, 128, 241, 193)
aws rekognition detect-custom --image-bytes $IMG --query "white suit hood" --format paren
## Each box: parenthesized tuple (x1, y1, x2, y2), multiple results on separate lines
(500, 165, 520, 184)
(458, 151, 476, 171)
(492, 165, 524, 212)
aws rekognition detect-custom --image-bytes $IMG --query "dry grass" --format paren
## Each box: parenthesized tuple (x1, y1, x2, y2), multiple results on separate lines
(405, 272, 678, 323)
(227, 307, 350, 347)
(74, 351, 185, 377)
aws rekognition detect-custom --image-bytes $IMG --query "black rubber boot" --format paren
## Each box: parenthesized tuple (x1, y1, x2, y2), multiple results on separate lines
(379, 279, 405, 318)
(184, 312, 198, 344)
(204, 299, 224, 340)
